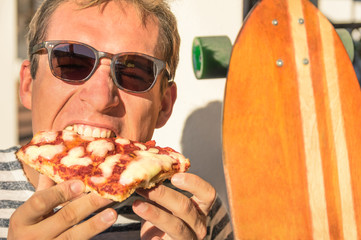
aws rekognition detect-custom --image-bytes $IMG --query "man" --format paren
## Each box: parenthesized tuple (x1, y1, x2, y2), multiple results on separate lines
(0, 0, 233, 239)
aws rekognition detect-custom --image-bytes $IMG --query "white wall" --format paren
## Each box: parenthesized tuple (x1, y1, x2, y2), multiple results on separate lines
(319, 0, 361, 23)
(153, 0, 243, 208)
(0, 0, 18, 149)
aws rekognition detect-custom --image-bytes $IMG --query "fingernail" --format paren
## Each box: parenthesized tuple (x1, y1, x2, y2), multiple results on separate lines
(70, 181, 84, 194)
(134, 201, 148, 213)
(171, 173, 184, 185)
(101, 209, 116, 223)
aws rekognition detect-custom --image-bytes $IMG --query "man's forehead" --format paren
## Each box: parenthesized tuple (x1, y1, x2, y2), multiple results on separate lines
(57, 0, 157, 27)
(49, 1, 158, 33)
(45, 0, 159, 53)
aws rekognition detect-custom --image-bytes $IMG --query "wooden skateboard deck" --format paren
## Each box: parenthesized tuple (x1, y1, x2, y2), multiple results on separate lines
(222, 0, 361, 239)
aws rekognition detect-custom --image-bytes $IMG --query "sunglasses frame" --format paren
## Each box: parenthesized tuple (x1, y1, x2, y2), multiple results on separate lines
(31, 40, 173, 93)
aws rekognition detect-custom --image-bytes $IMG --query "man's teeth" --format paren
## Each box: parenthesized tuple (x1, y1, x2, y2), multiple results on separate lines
(65, 125, 114, 138)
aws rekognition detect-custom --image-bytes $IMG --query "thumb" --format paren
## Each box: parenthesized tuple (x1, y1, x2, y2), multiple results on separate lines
(36, 174, 55, 191)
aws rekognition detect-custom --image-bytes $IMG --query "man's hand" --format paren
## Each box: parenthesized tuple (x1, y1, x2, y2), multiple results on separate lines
(133, 173, 216, 240)
(8, 177, 117, 240)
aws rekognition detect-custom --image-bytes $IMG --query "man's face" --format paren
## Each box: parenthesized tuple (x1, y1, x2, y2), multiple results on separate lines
(23, 1, 172, 142)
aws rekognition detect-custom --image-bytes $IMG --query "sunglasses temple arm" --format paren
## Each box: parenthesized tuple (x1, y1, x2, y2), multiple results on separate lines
(31, 42, 47, 55)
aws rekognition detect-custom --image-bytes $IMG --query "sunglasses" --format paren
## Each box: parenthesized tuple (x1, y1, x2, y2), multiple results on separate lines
(31, 40, 173, 93)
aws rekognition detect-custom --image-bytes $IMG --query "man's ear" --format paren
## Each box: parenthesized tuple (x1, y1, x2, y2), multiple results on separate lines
(155, 82, 177, 128)
(19, 60, 33, 110)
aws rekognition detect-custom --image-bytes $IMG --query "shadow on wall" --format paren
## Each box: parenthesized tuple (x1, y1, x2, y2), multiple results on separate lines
(180, 100, 229, 210)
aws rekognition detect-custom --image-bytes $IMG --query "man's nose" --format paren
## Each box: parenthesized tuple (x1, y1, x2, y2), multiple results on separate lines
(78, 59, 120, 112)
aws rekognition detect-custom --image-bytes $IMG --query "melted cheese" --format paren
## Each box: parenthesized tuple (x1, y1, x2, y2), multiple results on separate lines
(115, 137, 130, 145)
(90, 176, 106, 184)
(32, 131, 57, 144)
(134, 143, 147, 150)
(25, 144, 65, 163)
(169, 152, 187, 172)
(89, 154, 122, 185)
(119, 150, 175, 185)
(148, 148, 159, 154)
(87, 139, 114, 157)
(62, 130, 76, 141)
(61, 146, 92, 167)
(99, 154, 121, 178)
(80, 136, 95, 142)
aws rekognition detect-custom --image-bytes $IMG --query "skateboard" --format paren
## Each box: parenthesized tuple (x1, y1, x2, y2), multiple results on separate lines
(192, 32, 353, 80)
(220, 0, 361, 239)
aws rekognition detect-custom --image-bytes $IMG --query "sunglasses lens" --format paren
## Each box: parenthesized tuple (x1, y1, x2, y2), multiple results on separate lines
(114, 55, 158, 92)
(51, 43, 96, 81)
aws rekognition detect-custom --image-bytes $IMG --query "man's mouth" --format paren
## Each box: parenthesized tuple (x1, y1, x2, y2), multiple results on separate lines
(65, 124, 116, 138)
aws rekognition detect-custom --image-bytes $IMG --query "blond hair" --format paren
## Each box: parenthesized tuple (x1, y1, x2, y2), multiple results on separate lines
(27, 0, 180, 90)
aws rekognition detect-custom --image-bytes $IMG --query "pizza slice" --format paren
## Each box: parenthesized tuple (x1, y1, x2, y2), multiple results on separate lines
(16, 130, 190, 202)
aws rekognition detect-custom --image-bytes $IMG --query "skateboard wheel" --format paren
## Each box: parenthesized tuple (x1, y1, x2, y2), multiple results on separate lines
(336, 28, 354, 62)
(192, 36, 232, 79)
